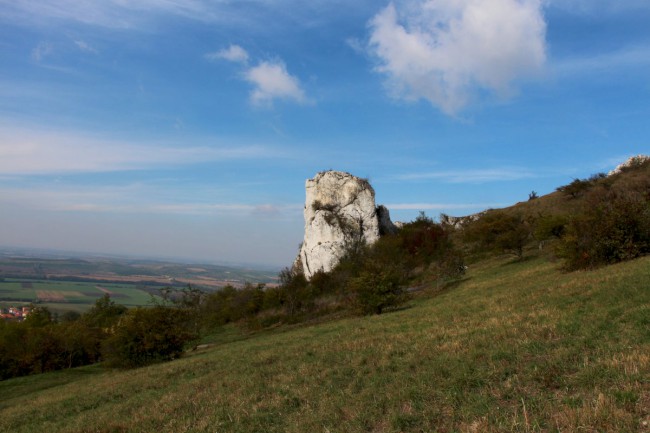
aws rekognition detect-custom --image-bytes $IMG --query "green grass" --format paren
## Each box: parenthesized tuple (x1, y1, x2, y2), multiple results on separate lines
(1, 254, 649, 432)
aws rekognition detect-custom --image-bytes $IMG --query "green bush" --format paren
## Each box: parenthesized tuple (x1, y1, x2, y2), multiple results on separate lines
(463, 211, 531, 259)
(83, 294, 127, 329)
(277, 268, 310, 317)
(557, 189, 650, 270)
(534, 214, 568, 241)
(350, 261, 408, 315)
(102, 306, 198, 368)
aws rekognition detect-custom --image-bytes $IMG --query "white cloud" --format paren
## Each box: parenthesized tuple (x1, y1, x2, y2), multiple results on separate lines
(205, 45, 309, 107)
(0, 184, 302, 218)
(397, 168, 534, 183)
(553, 45, 650, 76)
(0, 125, 280, 175)
(245, 61, 307, 106)
(367, 0, 547, 115)
(387, 202, 505, 210)
(0, 0, 218, 29)
(205, 44, 249, 63)
(73, 40, 98, 54)
(0, 0, 376, 31)
(31, 41, 53, 62)
(547, 0, 650, 14)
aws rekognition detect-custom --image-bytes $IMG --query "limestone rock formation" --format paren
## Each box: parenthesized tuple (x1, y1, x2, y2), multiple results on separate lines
(297, 171, 395, 279)
(608, 155, 650, 176)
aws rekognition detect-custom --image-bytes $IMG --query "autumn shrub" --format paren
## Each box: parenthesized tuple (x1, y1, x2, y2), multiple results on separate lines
(400, 212, 452, 267)
(556, 173, 607, 199)
(557, 187, 650, 270)
(463, 211, 531, 259)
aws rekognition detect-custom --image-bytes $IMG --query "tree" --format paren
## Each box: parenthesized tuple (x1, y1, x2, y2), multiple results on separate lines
(102, 306, 198, 368)
(278, 267, 309, 317)
(23, 306, 53, 328)
(350, 261, 408, 315)
(83, 294, 127, 329)
(399, 212, 454, 267)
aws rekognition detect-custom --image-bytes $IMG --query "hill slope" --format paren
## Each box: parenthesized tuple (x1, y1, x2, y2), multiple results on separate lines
(1, 252, 648, 432)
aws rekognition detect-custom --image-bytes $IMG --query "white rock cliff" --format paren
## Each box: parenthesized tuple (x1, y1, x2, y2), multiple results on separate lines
(297, 171, 396, 279)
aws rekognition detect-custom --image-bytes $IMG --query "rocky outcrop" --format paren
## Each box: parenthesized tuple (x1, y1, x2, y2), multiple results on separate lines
(297, 171, 395, 280)
(608, 155, 650, 176)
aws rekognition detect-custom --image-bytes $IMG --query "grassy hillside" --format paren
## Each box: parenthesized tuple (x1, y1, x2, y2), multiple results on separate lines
(1, 250, 648, 432)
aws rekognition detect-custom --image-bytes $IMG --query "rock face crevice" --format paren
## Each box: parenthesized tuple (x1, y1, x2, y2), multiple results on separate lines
(297, 171, 396, 279)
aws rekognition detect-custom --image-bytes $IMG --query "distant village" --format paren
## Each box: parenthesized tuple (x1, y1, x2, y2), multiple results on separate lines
(0, 306, 31, 321)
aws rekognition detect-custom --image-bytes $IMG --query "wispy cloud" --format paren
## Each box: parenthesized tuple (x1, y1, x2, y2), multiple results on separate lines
(397, 168, 534, 183)
(31, 41, 53, 62)
(0, 125, 282, 175)
(0, 0, 219, 29)
(0, 0, 373, 31)
(73, 39, 98, 54)
(0, 184, 303, 218)
(205, 44, 249, 63)
(367, 0, 547, 115)
(547, 0, 650, 14)
(553, 45, 650, 76)
(387, 202, 505, 210)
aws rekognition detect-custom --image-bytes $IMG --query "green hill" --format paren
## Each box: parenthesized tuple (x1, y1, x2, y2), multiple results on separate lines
(1, 160, 648, 432)
(1, 251, 648, 432)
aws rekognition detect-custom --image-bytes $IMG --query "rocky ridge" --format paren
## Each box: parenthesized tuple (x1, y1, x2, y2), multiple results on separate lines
(297, 171, 396, 280)
(608, 155, 650, 176)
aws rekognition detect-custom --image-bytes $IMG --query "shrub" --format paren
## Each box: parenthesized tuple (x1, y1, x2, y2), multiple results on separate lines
(534, 214, 568, 241)
(277, 267, 310, 317)
(400, 212, 451, 266)
(200, 285, 239, 327)
(83, 294, 127, 329)
(557, 188, 650, 270)
(463, 211, 531, 259)
(102, 306, 198, 368)
(350, 261, 408, 315)
(23, 306, 53, 328)
(556, 173, 607, 199)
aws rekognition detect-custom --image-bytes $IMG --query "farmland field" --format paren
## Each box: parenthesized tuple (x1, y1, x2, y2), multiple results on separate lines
(0, 279, 155, 314)
(0, 249, 281, 314)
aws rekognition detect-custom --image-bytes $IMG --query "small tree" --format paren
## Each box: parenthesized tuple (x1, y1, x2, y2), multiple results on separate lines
(350, 262, 407, 315)
(102, 306, 198, 368)
(23, 306, 53, 328)
(83, 294, 127, 329)
(278, 267, 309, 317)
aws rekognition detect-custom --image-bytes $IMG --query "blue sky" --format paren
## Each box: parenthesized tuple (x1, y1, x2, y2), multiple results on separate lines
(0, 0, 648, 267)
